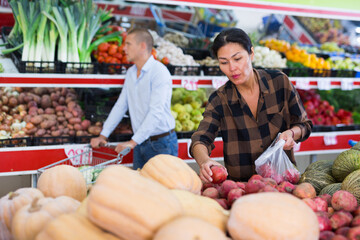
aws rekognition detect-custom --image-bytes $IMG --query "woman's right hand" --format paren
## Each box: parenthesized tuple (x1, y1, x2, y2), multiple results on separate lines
(199, 160, 227, 183)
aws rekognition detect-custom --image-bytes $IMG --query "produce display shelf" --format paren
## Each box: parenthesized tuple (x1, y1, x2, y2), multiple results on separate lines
(1, 131, 360, 175)
(1, 73, 360, 89)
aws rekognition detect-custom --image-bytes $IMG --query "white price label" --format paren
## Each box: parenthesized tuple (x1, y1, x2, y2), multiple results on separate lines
(293, 142, 301, 152)
(317, 79, 332, 90)
(295, 79, 311, 90)
(212, 77, 228, 89)
(323, 134, 338, 146)
(130, 5, 147, 16)
(64, 146, 92, 165)
(181, 78, 199, 90)
(341, 78, 354, 90)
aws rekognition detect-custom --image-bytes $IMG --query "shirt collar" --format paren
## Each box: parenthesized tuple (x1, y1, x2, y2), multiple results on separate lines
(139, 55, 155, 73)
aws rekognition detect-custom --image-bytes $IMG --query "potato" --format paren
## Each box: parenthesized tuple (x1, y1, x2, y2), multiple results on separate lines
(30, 115, 43, 125)
(74, 123, 83, 131)
(55, 105, 66, 112)
(2, 95, 8, 105)
(23, 115, 32, 123)
(64, 111, 73, 119)
(67, 124, 74, 130)
(67, 101, 76, 111)
(57, 116, 66, 122)
(27, 100, 37, 109)
(69, 130, 75, 136)
(8, 97, 18, 108)
(69, 117, 81, 125)
(2, 106, 9, 113)
(52, 101, 59, 108)
(58, 96, 65, 105)
(44, 108, 55, 114)
(88, 126, 102, 136)
(81, 119, 91, 130)
(26, 127, 38, 135)
(51, 130, 61, 137)
(41, 95, 52, 109)
(35, 129, 46, 137)
(50, 92, 60, 102)
(37, 108, 44, 115)
(56, 111, 64, 117)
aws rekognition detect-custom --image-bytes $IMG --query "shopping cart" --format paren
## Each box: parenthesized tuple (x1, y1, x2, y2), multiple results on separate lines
(35, 144, 131, 187)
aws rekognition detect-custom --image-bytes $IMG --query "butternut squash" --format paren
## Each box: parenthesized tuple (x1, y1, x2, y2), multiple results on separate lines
(227, 192, 319, 240)
(153, 216, 229, 240)
(140, 154, 202, 194)
(87, 165, 183, 240)
(12, 196, 80, 240)
(171, 189, 229, 232)
(37, 165, 87, 201)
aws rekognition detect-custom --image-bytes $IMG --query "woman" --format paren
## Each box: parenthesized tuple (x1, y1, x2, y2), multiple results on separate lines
(190, 28, 312, 183)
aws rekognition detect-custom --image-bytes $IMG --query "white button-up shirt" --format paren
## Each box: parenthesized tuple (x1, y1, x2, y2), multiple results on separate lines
(100, 55, 175, 144)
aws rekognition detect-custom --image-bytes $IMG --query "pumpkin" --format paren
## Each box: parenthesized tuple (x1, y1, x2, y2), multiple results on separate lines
(171, 189, 229, 232)
(341, 169, 360, 204)
(153, 216, 229, 240)
(227, 192, 319, 240)
(304, 159, 334, 174)
(319, 183, 342, 196)
(12, 196, 80, 240)
(37, 165, 87, 201)
(140, 154, 202, 194)
(0, 187, 44, 233)
(299, 169, 336, 194)
(35, 213, 122, 240)
(87, 165, 184, 240)
(332, 149, 360, 182)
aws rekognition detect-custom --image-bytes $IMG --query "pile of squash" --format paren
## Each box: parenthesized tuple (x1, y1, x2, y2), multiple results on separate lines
(0, 154, 320, 240)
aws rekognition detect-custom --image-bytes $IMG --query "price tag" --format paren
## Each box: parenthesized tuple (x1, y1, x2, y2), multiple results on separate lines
(317, 79, 332, 90)
(212, 77, 228, 89)
(64, 145, 92, 165)
(129, 5, 147, 16)
(293, 142, 301, 152)
(295, 78, 311, 90)
(341, 78, 354, 90)
(323, 134, 338, 146)
(181, 77, 199, 90)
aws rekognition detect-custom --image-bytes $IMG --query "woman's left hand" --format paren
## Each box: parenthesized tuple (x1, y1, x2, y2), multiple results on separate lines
(279, 130, 296, 150)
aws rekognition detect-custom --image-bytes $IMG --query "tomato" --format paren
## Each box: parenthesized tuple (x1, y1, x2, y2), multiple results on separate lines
(122, 56, 129, 64)
(97, 56, 105, 63)
(99, 51, 108, 58)
(161, 57, 170, 65)
(98, 42, 110, 52)
(108, 44, 118, 56)
(114, 52, 123, 60)
(117, 45, 124, 53)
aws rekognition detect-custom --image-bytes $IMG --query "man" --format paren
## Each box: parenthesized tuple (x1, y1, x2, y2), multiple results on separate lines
(90, 28, 178, 169)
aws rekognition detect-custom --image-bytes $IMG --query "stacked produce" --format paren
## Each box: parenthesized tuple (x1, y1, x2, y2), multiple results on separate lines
(171, 88, 207, 132)
(297, 89, 353, 126)
(0, 87, 102, 141)
(261, 39, 331, 70)
(149, 30, 199, 66)
(2, 151, 360, 239)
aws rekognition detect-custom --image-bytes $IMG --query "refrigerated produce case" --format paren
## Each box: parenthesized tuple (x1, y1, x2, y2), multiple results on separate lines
(1, 0, 360, 182)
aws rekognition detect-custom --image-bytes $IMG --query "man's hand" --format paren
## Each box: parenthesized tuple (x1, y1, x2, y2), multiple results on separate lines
(115, 139, 137, 153)
(90, 135, 107, 148)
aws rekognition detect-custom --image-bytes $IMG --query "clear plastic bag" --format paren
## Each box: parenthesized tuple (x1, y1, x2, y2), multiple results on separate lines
(254, 135, 300, 184)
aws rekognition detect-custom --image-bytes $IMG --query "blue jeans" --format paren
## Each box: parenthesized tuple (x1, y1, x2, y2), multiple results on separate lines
(133, 131, 178, 170)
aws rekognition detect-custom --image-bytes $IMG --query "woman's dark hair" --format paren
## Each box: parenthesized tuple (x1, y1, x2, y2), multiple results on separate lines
(211, 28, 252, 58)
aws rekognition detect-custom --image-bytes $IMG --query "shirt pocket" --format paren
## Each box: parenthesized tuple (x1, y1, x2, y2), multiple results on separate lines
(266, 105, 288, 132)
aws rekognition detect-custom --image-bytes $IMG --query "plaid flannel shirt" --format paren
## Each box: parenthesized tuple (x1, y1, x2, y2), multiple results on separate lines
(190, 69, 313, 181)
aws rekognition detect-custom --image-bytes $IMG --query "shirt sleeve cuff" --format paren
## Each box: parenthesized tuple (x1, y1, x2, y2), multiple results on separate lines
(100, 129, 112, 138)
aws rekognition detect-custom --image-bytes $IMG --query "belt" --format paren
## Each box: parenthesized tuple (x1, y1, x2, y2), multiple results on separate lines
(149, 129, 175, 141)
